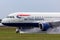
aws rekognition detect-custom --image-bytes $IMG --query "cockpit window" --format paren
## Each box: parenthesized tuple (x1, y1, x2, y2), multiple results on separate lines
(6, 16, 14, 18)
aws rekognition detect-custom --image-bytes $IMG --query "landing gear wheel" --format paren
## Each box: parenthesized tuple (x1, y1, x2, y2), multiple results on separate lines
(16, 27, 21, 33)
(16, 31, 19, 33)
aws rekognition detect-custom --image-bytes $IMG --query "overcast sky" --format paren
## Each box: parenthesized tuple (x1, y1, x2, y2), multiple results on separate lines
(0, 0, 60, 19)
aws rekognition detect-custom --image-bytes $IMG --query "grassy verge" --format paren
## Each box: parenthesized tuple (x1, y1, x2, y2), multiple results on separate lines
(0, 27, 60, 40)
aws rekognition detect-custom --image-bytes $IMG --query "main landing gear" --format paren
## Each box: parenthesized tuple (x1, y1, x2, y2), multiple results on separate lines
(16, 27, 21, 33)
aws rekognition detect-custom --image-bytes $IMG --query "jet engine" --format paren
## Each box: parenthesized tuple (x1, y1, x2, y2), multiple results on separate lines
(39, 23, 52, 31)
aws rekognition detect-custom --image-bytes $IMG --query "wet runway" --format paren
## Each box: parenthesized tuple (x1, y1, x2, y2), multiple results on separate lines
(20, 27, 60, 34)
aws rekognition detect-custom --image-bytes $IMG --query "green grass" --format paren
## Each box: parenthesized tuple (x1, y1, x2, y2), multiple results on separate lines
(0, 27, 60, 40)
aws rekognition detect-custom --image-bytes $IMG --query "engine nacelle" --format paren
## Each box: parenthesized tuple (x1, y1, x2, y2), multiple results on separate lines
(39, 23, 52, 31)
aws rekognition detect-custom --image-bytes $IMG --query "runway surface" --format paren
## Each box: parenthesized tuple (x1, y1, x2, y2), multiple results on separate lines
(20, 27, 60, 34)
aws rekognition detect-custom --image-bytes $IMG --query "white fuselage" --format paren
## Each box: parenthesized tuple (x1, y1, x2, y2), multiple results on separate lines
(2, 12, 60, 23)
(1, 12, 60, 31)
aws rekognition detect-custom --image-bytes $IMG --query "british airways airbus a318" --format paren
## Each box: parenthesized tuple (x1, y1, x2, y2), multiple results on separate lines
(1, 12, 60, 33)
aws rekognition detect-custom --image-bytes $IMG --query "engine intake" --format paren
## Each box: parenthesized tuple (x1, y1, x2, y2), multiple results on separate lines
(39, 23, 52, 31)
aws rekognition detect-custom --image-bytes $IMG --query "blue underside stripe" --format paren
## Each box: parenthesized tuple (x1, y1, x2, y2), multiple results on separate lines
(2, 23, 39, 27)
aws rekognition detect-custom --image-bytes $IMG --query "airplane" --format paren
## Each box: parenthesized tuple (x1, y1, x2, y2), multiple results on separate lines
(1, 12, 60, 33)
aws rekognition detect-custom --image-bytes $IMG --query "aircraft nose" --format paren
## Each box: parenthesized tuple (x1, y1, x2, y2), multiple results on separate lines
(1, 18, 10, 24)
(1, 18, 10, 26)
